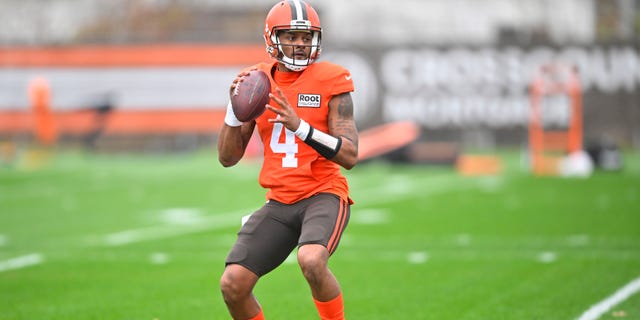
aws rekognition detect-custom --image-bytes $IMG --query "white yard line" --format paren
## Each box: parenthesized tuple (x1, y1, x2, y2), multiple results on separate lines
(0, 253, 44, 273)
(100, 174, 494, 247)
(353, 173, 488, 207)
(101, 209, 249, 246)
(577, 276, 640, 320)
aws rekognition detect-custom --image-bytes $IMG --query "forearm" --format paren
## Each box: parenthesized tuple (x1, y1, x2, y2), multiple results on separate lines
(294, 119, 358, 169)
(218, 101, 254, 167)
(217, 125, 246, 167)
(331, 135, 358, 169)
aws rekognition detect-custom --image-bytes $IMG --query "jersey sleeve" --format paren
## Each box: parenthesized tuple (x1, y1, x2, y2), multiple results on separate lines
(312, 62, 353, 96)
(329, 66, 354, 96)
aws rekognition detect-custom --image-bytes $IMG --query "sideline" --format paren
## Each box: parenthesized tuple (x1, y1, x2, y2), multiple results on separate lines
(577, 276, 640, 320)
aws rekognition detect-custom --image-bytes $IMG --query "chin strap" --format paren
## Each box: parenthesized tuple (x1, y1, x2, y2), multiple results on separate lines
(280, 54, 313, 71)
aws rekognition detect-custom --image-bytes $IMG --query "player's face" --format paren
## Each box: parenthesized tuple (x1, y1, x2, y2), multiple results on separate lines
(277, 30, 312, 61)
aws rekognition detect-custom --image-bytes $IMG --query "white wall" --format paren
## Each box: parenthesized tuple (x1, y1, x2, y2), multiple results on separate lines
(321, 0, 595, 45)
(0, 0, 598, 45)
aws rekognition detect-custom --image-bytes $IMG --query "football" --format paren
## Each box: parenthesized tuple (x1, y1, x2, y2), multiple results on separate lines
(231, 70, 271, 122)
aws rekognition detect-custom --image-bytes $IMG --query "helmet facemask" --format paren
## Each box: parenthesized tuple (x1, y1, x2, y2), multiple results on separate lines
(268, 27, 321, 72)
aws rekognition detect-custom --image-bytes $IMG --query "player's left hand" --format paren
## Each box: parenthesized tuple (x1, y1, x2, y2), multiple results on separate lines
(267, 87, 302, 132)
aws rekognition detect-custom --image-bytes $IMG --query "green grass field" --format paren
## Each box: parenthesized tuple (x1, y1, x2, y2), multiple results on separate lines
(1, 149, 639, 320)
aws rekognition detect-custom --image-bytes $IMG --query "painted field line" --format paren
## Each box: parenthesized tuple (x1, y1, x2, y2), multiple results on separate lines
(99, 175, 470, 247)
(577, 275, 640, 320)
(100, 174, 496, 247)
(0, 253, 44, 273)
(101, 209, 249, 246)
(354, 173, 497, 207)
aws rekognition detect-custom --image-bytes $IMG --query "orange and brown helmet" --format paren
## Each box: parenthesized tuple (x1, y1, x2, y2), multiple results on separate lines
(264, 0, 322, 71)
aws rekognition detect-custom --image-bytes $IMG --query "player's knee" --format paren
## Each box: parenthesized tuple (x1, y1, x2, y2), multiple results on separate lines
(298, 245, 328, 282)
(220, 268, 251, 303)
(219, 272, 237, 303)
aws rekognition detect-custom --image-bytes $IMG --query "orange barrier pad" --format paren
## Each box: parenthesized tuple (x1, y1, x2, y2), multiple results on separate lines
(358, 121, 421, 161)
(0, 109, 226, 135)
(0, 44, 268, 67)
(456, 154, 503, 176)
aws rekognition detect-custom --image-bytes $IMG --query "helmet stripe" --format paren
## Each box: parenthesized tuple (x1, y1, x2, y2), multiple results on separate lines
(288, 0, 308, 21)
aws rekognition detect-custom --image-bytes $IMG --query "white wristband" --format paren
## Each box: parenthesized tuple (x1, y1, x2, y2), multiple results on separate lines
(294, 119, 311, 140)
(224, 101, 242, 127)
(297, 120, 342, 159)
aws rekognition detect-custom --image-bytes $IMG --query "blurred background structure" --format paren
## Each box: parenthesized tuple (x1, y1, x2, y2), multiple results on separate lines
(0, 0, 636, 45)
(0, 0, 638, 168)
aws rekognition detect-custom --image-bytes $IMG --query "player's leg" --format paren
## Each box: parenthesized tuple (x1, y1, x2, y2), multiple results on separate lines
(219, 264, 262, 319)
(220, 201, 299, 319)
(297, 193, 350, 320)
(298, 244, 345, 320)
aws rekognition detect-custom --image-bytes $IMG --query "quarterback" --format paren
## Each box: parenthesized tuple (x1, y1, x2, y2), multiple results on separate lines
(217, 1, 358, 319)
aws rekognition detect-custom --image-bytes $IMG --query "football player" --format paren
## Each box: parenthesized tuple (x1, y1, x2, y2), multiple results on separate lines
(217, 1, 358, 319)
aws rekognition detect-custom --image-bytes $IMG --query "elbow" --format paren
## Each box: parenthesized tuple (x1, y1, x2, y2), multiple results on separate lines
(217, 144, 244, 168)
(343, 162, 356, 170)
(336, 144, 358, 170)
(339, 154, 358, 170)
(220, 161, 236, 168)
(345, 159, 357, 170)
(218, 155, 239, 168)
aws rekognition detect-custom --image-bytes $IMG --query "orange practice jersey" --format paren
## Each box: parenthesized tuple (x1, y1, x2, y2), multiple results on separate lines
(247, 61, 354, 204)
